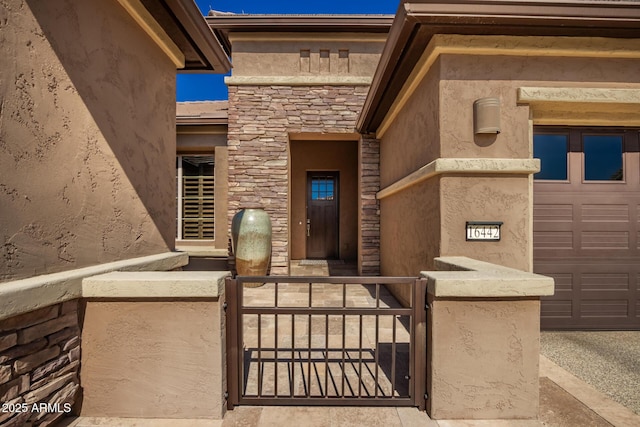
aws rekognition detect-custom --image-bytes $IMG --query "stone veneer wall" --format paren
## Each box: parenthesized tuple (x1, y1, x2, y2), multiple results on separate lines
(227, 85, 380, 275)
(360, 136, 381, 275)
(0, 302, 80, 427)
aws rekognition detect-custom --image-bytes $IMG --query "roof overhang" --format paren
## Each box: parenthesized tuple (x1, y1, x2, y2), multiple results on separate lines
(357, 0, 640, 134)
(129, 0, 231, 72)
(176, 101, 229, 125)
(206, 14, 394, 53)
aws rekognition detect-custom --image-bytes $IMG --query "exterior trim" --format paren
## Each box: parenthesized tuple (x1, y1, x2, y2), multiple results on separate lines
(83, 271, 229, 298)
(228, 32, 388, 43)
(375, 35, 640, 138)
(207, 14, 393, 33)
(225, 75, 373, 86)
(518, 87, 640, 105)
(421, 256, 554, 298)
(359, 0, 640, 134)
(377, 158, 540, 200)
(116, 0, 185, 68)
(518, 86, 640, 125)
(0, 252, 188, 321)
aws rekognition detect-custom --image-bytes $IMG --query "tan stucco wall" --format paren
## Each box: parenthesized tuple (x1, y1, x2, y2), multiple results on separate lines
(379, 60, 441, 187)
(380, 179, 440, 306)
(230, 33, 385, 78)
(0, 0, 177, 282)
(428, 297, 541, 419)
(379, 43, 640, 288)
(379, 61, 441, 291)
(81, 300, 225, 419)
(440, 175, 530, 271)
(290, 140, 358, 260)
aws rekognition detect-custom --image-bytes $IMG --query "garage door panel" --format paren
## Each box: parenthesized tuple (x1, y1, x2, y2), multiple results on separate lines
(581, 204, 629, 222)
(540, 300, 572, 319)
(581, 273, 629, 291)
(535, 258, 639, 329)
(534, 204, 573, 222)
(580, 300, 629, 318)
(533, 231, 573, 250)
(580, 231, 629, 249)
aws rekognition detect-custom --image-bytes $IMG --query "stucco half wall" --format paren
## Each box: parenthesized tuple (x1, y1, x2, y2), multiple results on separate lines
(0, 0, 178, 282)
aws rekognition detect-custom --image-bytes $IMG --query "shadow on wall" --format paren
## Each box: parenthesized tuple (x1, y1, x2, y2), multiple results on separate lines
(12, 0, 177, 274)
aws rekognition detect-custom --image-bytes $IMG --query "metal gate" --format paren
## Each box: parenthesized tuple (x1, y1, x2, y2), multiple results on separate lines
(225, 276, 427, 409)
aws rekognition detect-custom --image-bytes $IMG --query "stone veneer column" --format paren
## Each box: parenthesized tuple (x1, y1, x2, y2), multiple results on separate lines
(360, 136, 381, 275)
(227, 85, 377, 274)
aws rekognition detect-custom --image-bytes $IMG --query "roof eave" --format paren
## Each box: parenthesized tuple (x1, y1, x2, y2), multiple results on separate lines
(357, 0, 640, 133)
(149, 0, 231, 72)
(206, 14, 394, 51)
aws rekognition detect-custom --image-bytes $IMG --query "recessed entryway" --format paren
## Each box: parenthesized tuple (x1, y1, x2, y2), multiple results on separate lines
(290, 139, 358, 262)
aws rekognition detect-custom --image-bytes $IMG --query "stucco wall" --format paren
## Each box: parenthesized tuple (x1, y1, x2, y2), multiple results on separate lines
(428, 297, 541, 419)
(380, 179, 440, 306)
(0, 0, 177, 282)
(379, 62, 441, 286)
(230, 35, 385, 78)
(440, 175, 530, 271)
(290, 140, 358, 260)
(379, 60, 441, 187)
(81, 300, 225, 419)
(379, 46, 640, 284)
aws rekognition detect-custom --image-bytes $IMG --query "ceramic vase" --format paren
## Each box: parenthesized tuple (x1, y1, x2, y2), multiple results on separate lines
(231, 207, 272, 287)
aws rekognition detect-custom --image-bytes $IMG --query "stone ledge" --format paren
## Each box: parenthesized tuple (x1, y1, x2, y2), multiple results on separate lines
(517, 87, 640, 105)
(0, 253, 189, 322)
(377, 158, 540, 200)
(82, 271, 230, 298)
(225, 75, 373, 86)
(421, 256, 554, 298)
(175, 246, 228, 257)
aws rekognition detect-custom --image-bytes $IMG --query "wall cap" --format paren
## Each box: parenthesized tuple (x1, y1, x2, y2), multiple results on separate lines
(83, 271, 230, 298)
(0, 252, 189, 321)
(225, 75, 372, 86)
(517, 87, 640, 105)
(378, 158, 540, 200)
(421, 256, 554, 297)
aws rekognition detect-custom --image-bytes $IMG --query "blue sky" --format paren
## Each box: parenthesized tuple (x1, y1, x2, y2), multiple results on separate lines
(176, 0, 398, 101)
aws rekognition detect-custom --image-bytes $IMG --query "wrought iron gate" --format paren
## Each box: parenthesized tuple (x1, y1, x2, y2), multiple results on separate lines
(225, 276, 427, 409)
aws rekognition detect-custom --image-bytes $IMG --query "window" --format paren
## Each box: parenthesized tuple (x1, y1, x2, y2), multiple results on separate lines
(534, 133, 568, 180)
(534, 128, 632, 182)
(311, 177, 335, 200)
(583, 135, 623, 181)
(176, 155, 214, 239)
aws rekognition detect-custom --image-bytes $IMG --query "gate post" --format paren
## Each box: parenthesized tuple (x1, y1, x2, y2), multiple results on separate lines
(412, 278, 428, 411)
(225, 278, 239, 409)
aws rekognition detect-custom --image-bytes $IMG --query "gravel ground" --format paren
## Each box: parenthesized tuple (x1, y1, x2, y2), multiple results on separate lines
(540, 331, 640, 415)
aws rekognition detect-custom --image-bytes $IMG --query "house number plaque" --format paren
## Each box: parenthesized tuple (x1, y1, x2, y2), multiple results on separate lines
(466, 221, 503, 241)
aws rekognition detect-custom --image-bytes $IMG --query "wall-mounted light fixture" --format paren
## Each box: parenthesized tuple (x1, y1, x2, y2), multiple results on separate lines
(473, 97, 501, 134)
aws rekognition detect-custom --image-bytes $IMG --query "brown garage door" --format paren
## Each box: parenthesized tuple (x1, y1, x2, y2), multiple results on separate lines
(534, 127, 640, 330)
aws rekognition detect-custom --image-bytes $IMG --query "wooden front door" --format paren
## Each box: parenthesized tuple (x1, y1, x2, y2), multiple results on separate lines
(306, 172, 339, 259)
